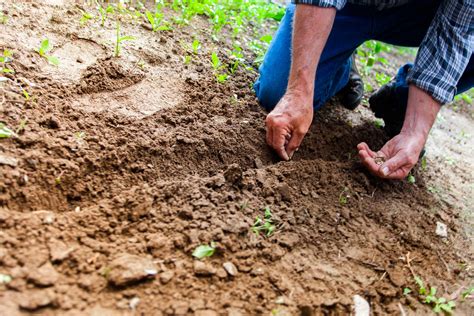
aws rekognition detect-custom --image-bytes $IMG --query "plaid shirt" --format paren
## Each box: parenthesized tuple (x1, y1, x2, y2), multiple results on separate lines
(292, 0, 474, 104)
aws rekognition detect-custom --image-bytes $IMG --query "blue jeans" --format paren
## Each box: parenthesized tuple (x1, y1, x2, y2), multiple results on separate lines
(254, 1, 474, 111)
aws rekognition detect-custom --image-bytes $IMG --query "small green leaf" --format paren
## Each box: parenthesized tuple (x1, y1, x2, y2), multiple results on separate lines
(211, 52, 220, 69)
(407, 175, 415, 184)
(260, 34, 272, 43)
(192, 244, 215, 259)
(461, 286, 474, 300)
(40, 39, 50, 55)
(403, 287, 412, 295)
(118, 35, 136, 42)
(0, 123, 15, 138)
(46, 55, 59, 66)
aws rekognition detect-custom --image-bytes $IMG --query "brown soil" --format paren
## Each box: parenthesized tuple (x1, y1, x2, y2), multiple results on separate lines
(0, 1, 472, 315)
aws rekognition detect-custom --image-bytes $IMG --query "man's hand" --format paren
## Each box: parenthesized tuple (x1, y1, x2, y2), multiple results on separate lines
(357, 132, 426, 179)
(358, 84, 440, 179)
(265, 92, 313, 160)
(264, 5, 335, 161)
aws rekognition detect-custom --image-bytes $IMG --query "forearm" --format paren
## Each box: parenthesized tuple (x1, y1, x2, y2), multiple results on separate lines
(401, 84, 441, 140)
(287, 5, 336, 98)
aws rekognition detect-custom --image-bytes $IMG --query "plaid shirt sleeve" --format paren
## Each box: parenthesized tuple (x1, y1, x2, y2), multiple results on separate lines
(291, 0, 347, 10)
(407, 0, 474, 104)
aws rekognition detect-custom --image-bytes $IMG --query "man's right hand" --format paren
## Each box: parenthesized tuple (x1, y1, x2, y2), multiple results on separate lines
(265, 92, 313, 161)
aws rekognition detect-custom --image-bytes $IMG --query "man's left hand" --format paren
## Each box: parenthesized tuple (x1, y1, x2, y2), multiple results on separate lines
(357, 131, 426, 179)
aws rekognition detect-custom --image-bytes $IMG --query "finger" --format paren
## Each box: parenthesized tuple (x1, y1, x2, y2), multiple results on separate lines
(359, 149, 381, 175)
(357, 142, 377, 158)
(286, 130, 305, 159)
(272, 126, 290, 161)
(265, 119, 273, 146)
(380, 153, 414, 179)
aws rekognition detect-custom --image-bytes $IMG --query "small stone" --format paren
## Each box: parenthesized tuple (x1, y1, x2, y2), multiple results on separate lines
(223, 262, 238, 277)
(129, 297, 140, 310)
(436, 221, 448, 238)
(193, 261, 216, 276)
(28, 262, 59, 287)
(353, 295, 370, 316)
(159, 270, 174, 284)
(250, 267, 264, 276)
(216, 268, 227, 279)
(0, 154, 18, 167)
(48, 239, 75, 262)
(19, 289, 55, 310)
(254, 158, 263, 169)
(107, 253, 158, 286)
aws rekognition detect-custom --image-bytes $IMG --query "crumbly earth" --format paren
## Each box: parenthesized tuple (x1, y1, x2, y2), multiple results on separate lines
(0, 1, 473, 315)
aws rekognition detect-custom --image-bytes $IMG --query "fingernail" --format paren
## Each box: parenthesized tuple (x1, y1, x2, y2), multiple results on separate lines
(289, 152, 294, 160)
(382, 166, 389, 176)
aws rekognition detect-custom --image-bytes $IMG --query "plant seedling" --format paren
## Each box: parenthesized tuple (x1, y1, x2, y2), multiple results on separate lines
(0, 49, 14, 73)
(411, 276, 456, 314)
(374, 118, 384, 128)
(80, 10, 93, 25)
(114, 22, 135, 57)
(461, 286, 474, 300)
(0, 12, 8, 24)
(97, 3, 114, 26)
(407, 174, 415, 184)
(145, 9, 171, 32)
(192, 242, 216, 259)
(192, 39, 200, 54)
(0, 123, 15, 138)
(36, 39, 59, 66)
(210, 52, 228, 83)
(183, 55, 191, 65)
(252, 206, 276, 237)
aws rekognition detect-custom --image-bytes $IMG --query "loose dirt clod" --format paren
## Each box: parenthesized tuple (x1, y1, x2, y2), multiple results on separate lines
(107, 253, 158, 286)
(193, 261, 216, 276)
(27, 262, 59, 287)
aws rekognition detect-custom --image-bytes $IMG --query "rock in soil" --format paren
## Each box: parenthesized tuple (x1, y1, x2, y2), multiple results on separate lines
(223, 262, 238, 277)
(28, 262, 59, 287)
(159, 270, 174, 284)
(353, 295, 370, 316)
(193, 261, 216, 276)
(107, 253, 158, 286)
(0, 154, 18, 167)
(436, 221, 448, 238)
(48, 239, 75, 262)
(19, 289, 56, 310)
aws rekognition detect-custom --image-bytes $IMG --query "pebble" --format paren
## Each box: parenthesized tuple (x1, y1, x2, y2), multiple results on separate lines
(129, 297, 140, 310)
(107, 253, 158, 286)
(436, 221, 448, 238)
(159, 270, 174, 284)
(353, 295, 370, 316)
(250, 267, 264, 276)
(19, 289, 55, 310)
(28, 262, 59, 287)
(0, 154, 18, 167)
(193, 261, 216, 276)
(223, 262, 238, 277)
(48, 239, 75, 262)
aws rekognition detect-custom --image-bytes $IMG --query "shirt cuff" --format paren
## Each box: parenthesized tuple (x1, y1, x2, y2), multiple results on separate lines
(407, 68, 455, 105)
(291, 0, 346, 10)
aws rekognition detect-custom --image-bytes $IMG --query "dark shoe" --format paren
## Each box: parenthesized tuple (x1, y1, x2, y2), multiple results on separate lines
(338, 54, 364, 110)
(368, 81, 407, 138)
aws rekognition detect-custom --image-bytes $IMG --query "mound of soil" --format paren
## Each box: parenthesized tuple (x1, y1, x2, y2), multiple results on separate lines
(0, 1, 472, 315)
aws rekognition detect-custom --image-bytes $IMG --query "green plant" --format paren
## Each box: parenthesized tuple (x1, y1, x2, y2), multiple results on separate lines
(36, 39, 59, 66)
(0, 123, 15, 138)
(183, 55, 191, 64)
(210, 51, 228, 83)
(461, 286, 474, 300)
(411, 276, 456, 314)
(421, 156, 427, 170)
(339, 187, 350, 205)
(374, 118, 384, 128)
(16, 119, 27, 134)
(80, 10, 93, 25)
(0, 49, 14, 73)
(192, 242, 216, 259)
(407, 174, 415, 184)
(97, 3, 114, 26)
(0, 12, 8, 24)
(192, 39, 200, 54)
(252, 206, 276, 237)
(145, 7, 171, 32)
(114, 22, 135, 57)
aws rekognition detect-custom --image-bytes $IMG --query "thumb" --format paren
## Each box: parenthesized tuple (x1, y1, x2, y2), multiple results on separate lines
(379, 153, 406, 177)
(286, 130, 305, 159)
